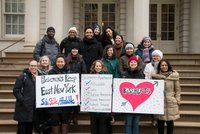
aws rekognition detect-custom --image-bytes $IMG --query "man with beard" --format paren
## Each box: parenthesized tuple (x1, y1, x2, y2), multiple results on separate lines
(33, 27, 60, 65)
(80, 27, 103, 73)
(60, 27, 82, 57)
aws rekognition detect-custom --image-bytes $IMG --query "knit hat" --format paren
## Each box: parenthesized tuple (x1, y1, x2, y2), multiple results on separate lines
(152, 49, 163, 59)
(71, 44, 80, 50)
(46, 26, 55, 33)
(128, 56, 139, 64)
(125, 43, 134, 50)
(68, 27, 77, 33)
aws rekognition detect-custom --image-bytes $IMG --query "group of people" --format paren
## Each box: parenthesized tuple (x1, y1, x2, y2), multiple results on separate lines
(13, 25, 181, 134)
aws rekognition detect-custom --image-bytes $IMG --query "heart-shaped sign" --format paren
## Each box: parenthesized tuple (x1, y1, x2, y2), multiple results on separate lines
(120, 82, 154, 111)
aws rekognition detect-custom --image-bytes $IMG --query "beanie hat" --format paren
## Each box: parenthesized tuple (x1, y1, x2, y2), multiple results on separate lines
(128, 56, 138, 64)
(125, 43, 134, 50)
(152, 49, 163, 59)
(68, 27, 77, 33)
(71, 44, 80, 50)
(141, 36, 152, 46)
(46, 26, 55, 33)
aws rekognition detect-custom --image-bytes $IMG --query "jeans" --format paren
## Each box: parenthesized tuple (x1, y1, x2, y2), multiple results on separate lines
(124, 114, 140, 134)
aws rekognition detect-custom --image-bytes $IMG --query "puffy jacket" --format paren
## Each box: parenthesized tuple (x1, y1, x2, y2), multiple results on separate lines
(152, 71, 181, 121)
(103, 58, 120, 78)
(33, 35, 60, 65)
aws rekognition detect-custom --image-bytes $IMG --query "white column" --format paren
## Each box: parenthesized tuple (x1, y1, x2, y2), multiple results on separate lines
(190, 0, 200, 53)
(126, 0, 149, 45)
(24, 0, 40, 50)
(46, 0, 73, 43)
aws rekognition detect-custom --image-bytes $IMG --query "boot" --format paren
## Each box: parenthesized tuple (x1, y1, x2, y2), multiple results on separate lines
(51, 126, 60, 134)
(61, 124, 68, 134)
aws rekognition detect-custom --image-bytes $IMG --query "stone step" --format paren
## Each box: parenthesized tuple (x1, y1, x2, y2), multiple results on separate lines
(0, 82, 14, 90)
(0, 62, 27, 68)
(0, 57, 31, 63)
(177, 70, 200, 77)
(164, 53, 200, 60)
(0, 75, 17, 82)
(0, 68, 22, 75)
(173, 65, 200, 70)
(0, 90, 15, 99)
(168, 59, 200, 65)
(180, 77, 200, 84)
(181, 92, 200, 101)
(181, 84, 200, 92)
(5, 51, 33, 58)
(180, 101, 200, 111)
(0, 119, 200, 134)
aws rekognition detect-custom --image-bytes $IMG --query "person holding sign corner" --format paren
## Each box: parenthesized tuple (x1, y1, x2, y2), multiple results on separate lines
(152, 60, 181, 134)
(122, 56, 145, 134)
(89, 59, 112, 134)
(48, 54, 70, 134)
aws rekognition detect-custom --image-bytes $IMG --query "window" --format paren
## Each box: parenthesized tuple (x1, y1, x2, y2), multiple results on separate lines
(4, 0, 25, 35)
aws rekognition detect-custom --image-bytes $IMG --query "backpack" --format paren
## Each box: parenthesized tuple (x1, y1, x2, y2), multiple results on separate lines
(20, 73, 27, 95)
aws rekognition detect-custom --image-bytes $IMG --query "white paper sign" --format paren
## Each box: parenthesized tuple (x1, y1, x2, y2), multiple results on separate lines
(36, 74, 80, 108)
(112, 78, 164, 114)
(81, 74, 113, 113)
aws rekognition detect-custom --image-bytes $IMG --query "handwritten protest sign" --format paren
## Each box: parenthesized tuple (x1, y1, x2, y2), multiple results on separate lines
(81, 74, 113, 113)
(36, 74, 80, 108)
(112, 78, 164, 114)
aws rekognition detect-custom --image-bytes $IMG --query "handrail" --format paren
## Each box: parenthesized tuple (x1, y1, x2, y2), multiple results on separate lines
(0, 37, 25, 53)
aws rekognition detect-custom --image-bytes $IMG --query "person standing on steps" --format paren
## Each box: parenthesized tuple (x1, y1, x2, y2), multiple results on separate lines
(13, 60, 41, 134)
(33, 26, 60, 65)
(152, 59, 181, 134)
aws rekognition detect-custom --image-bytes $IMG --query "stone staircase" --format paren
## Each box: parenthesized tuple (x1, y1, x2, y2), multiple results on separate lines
(0, 52, 200, 134)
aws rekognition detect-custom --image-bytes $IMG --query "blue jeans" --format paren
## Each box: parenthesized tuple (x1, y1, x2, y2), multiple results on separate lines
(124, 114, 140, 134)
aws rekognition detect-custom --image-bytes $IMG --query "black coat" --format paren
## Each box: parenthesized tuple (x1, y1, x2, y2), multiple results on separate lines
(80, 37, 103, 72)
(123, 68, 145, 79)
(60, 36, 82, 57)
(13, 69, 39, 122)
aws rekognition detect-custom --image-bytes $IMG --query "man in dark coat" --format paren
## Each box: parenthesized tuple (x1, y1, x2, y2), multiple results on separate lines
(60, 26, 82, 57)
(80, 27, 103, 72)
(33, 27, 60, 65)
(13, 60, 41, 134)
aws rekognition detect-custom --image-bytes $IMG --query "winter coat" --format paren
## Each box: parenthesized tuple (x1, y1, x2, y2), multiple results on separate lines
(152, 71, 181, 121)
(143, 62, 158, 79)
(60, 36, 82, 57)
(102, 58, 120, 78)
(33, 35, 60, 65)
(80, 37, 103, 73)
(66, 53, 87, 74)
(123, 68, 144, 79)
(13, 68, 40, 122)
(47, 66, 71, 114)
(135, 44, 155, 62)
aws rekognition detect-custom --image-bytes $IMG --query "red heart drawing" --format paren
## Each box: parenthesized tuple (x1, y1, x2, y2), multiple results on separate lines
(120, 82, 154, 111)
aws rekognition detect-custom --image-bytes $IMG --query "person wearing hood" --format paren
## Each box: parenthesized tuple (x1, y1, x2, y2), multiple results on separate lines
(135, 36, 155, 66)
(122, 56, 145, 134)
(13, 60, 41, 134)
(60, 26, 82, 57)
(152, 60, 181, 134)
(80, 27, 103, 73)
(33, 26, 60, 65)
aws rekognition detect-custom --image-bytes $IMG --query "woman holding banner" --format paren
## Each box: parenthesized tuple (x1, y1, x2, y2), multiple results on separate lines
(122, 56, 145, 134)
(152, 60, 181, 134)
(48, 54, 70, 134)
(89, 59, 112, 134)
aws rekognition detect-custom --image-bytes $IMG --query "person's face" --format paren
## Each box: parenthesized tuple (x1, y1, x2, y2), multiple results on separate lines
(143, 40, 151, 48)
(115, 35, 122, 45)
(129, 60, 138, 69)
(56, 57, 65, 69)
(29, 61, 38, 74)
(106, 28, 113, 38)
(68, 30, 77, 38)
(40, 57, 49, 67)
(160, 61, 169, 72)
(107, 47, 114, 58)
(152, 54, 161, 62)
(94, 62, 103, 73)
(47, 30, 55, 39)
(94, 27, 100, 36)
(71, 48, 78, 56)
(85, 29, 94, 39)
(126, 48, 134, 55)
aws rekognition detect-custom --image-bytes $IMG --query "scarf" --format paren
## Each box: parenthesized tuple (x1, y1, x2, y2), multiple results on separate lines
(142, 48, 150, 63)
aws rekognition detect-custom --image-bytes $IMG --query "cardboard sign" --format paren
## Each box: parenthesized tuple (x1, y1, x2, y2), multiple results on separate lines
(112, 78, 164, 114)
(81, 74, 113, 113)
(36, 74, 80, 108)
